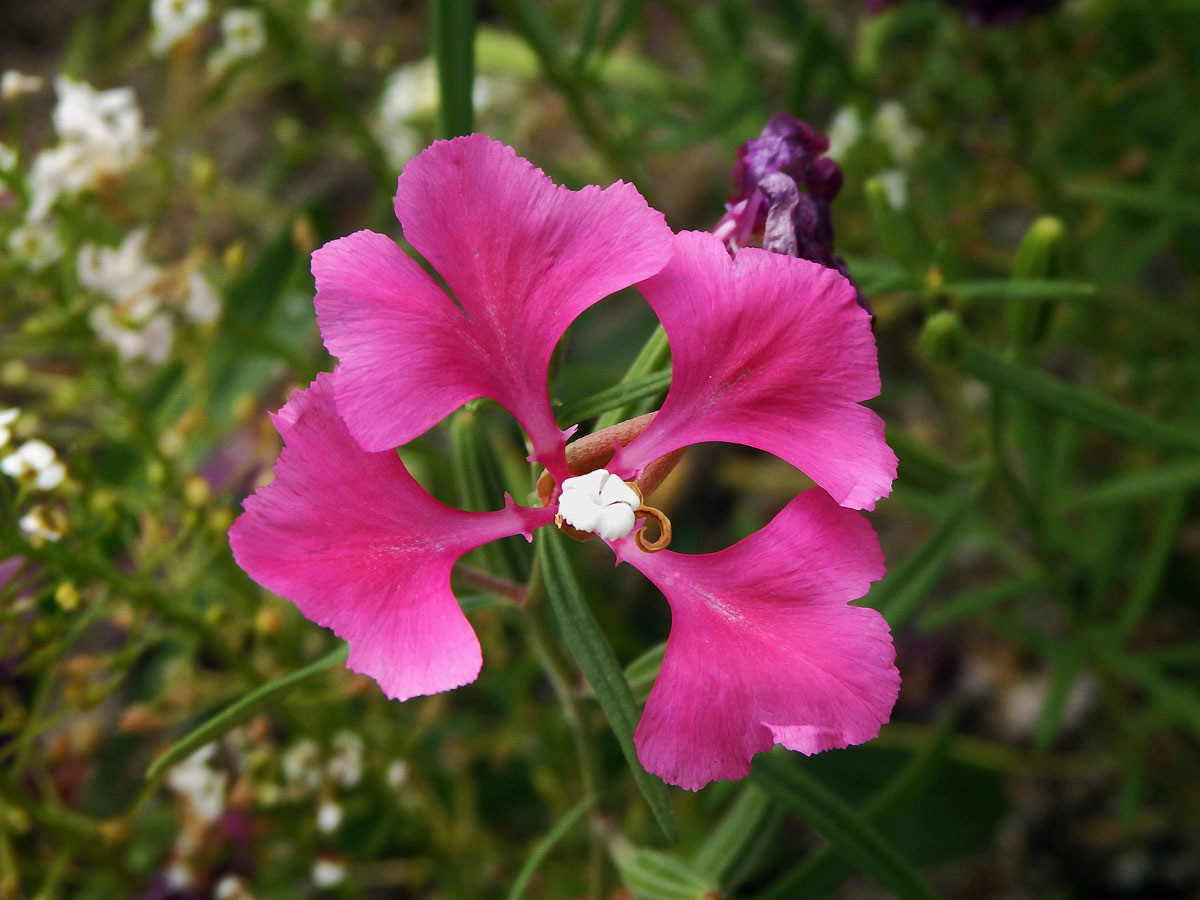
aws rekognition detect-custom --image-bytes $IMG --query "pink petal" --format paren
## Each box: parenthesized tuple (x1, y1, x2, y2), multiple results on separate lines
(317, 135, 674, 484)
(609, 231, 896, 510)
(612, 489, 898, 791)
(229, 372, 555, 701)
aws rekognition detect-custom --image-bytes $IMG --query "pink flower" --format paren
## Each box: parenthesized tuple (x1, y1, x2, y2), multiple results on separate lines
(230, 135, 900, 790)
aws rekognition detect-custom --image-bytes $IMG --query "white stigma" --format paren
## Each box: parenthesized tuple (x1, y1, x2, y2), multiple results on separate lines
(557, 468, 641, 541)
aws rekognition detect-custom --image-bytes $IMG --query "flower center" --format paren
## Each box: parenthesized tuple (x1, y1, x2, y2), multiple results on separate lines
(554, 468, 672, 551)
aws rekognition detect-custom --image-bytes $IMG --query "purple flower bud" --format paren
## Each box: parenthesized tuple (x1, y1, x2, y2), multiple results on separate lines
(715, 115, 869, 315)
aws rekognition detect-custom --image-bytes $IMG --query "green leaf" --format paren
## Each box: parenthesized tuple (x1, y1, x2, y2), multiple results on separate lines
(959, 339, 1200, 454)
(759, 717, 957, 900)
(146, 647, 349, 780)
(559, 369, 672, 426)
(918, 576, 1034, 631)
(507, 796, 595, 900)
(752, 755, 941, 900)
(538, 529, 677, 839)
(1034, 647, 1085, 750)
(952, 279, 1094, 302)
(623, 640, 666, 700)
(691, 784, 775, 885)
(865, 493, 975, 630)
(595, 326, 671, 430)
(610, 838, 720, 900)
(1066, 181, 1200, 225)
(432, 0, 477, 138)
(865, 176, 924, 268)
(1067, 459, 1200, 509)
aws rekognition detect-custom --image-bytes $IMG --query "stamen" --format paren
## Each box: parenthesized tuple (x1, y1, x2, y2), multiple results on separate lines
(625, 482, 673, 553)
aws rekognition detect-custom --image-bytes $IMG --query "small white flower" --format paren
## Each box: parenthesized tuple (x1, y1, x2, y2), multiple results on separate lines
(0, 408, 19, 447)
(27, 78, 151, 220)
(2, 439, 66, 490)
(166, 743, 229, 824)
(0, 142, 17, 171)
(875, 168, 909, 211)
(78, 228, 161, 300)
(19, 507, 64, 543)
(312, 857, 346, 888)
(826, 106, 863, 162)
(221, 9, 266, 59)
(282, 738, 322, 794)
(386, 759, 409, 791)
(327, 731, 364, 788)
(183, 270, 221, 323)
(307, 0, 335, 21)
(316, 799, 343, 834)
(7, 221, 64, 271)
(89, 306, 175, 364)
(872, 100, 922, 167)
(151, 0, 211, 56)
(1, 70, 45, 101)
(214, 874, 254, 900)
(164, 860, 194, 890)
(557, 469, 641, 541)
(373, 59, 499, 169)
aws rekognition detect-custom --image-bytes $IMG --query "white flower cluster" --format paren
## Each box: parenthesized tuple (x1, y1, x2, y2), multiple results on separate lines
(79, 229, 221, 365)
(27, 77, 153, 222)
(150, 0, 211, 56)
(209, 9, 267, 75)
(1, 408, 69, 542)
(826, 100, 924, 210)
(167, 743, 230, 825)
(373, 59, 499, 169)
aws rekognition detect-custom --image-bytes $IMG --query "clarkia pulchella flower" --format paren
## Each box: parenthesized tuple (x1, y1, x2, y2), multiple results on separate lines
(231, 135, 899, 790)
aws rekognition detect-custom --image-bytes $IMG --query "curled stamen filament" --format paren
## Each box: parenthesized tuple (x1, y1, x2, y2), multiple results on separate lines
(626, 482, 672, 553)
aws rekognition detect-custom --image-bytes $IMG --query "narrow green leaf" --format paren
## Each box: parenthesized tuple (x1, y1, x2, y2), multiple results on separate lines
(752, 755, 941, 900)
(1066, 181, 1200, 225)
(866, 176, 923, 268)
(953, 279, 1094, 302)
(559, 369, 672, 426)
(538, 529, 677, 839)
(574, 0, 605, 66)
(691, 784, 774, 884)
(595, 326, 671, 430)
(1034, 647, 1084, 750)
(611, 838, 719, 900)
(1114, 655, 1200, 740)
(146, 647, 349, 780)
(1067, 459, 1200, 509)
(507, 796, 595, 900)
(865, 493, 975, 630)
(960, 340, 1200, 454)
(759, 715, 956, 900)
(1116, 493, 1187, 638)
(1004, 216, 1066, 350)
(623, 640, 666, 699)
(432, 0, 477, 138)
(918, 576, 1033, 631)
(451, 409, 531, 581)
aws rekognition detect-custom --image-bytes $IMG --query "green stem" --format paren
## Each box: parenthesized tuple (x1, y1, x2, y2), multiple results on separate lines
(517, 553, 608, 900)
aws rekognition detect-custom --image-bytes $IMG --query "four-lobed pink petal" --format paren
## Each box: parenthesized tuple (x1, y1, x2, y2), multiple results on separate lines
(237, 136, 901, 787)
(608, 230, 897, 510)
(318, 134, 674, 484)
(229, 372, 555, 701)
(612, 488, 899, 791)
